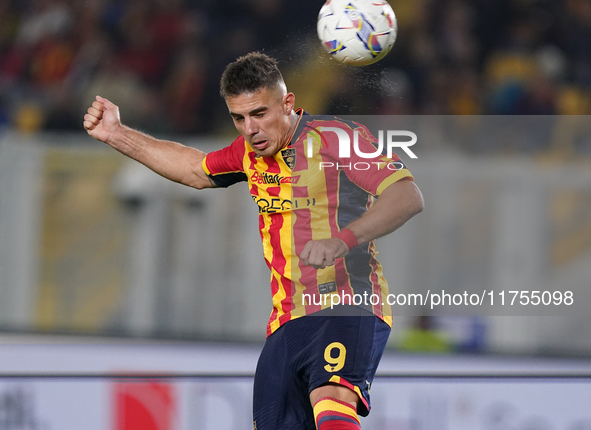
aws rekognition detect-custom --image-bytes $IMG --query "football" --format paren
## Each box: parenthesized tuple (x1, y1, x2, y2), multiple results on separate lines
(317, 0, 397, 66)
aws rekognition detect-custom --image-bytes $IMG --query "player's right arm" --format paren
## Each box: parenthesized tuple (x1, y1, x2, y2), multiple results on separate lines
(83, 95, 214, 190)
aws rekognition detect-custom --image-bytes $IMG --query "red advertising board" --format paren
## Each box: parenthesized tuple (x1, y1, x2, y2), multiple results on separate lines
(113, 381, 176, 430)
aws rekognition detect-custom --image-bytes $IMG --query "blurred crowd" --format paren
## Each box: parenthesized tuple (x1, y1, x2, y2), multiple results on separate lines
(330, 0, 591, 117)
(1, 0, 591, 137)
(0, 0, 310, 134)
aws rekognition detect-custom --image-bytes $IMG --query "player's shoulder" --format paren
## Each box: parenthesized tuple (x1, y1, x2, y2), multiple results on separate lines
(299, 112, 374, 141)
(290, 111, 375, 156)
(205, 134, 251, 172)
(301, 114, 370, 136)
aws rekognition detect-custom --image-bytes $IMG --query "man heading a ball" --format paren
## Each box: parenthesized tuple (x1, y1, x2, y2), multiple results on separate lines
(84, 52, 423, 430)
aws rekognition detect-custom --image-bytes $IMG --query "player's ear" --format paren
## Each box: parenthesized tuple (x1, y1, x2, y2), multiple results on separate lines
(284, 92, 295, 114)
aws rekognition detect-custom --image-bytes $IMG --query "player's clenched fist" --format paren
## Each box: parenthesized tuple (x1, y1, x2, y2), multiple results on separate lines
(83, 95, 121, 144)
(299, 238, 350, 269)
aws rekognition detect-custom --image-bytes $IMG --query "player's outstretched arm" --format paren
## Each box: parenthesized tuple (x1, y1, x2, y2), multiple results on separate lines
(300, 179, 424, 269)
(83, 95, 214, 190)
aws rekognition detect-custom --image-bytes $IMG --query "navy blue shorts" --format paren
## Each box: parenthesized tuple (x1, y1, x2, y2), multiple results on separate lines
(252, 311, 391, 430)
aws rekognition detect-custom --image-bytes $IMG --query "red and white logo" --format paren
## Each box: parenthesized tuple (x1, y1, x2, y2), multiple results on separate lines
(250, 171, 300, 185)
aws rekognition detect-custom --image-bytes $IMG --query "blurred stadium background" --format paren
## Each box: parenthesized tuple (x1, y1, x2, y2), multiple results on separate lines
(1, 0, 591, 429)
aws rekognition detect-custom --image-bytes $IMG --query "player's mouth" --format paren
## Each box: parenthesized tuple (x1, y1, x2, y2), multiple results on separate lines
(252, 140, 269, 150)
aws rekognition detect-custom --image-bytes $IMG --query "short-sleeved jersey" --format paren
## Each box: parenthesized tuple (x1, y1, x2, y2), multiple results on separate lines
(203, 109, 413, 336)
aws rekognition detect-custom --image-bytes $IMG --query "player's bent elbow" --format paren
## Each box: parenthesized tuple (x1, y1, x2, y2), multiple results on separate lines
(411, 186, 425, 217)
(402, 181, 424, 219)
(412, 199, 424, 219)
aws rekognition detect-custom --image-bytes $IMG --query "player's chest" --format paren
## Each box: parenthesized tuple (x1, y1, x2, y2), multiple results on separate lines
(245, 149, 296, 214)
(244, 147, 335, 214)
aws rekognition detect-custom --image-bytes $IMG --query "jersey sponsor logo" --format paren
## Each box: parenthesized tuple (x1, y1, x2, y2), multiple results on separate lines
(250, 171, 300, 185)
(293, 198, 316, 208)
(251, 195, 291, 213)
(279, 176, 300, 184)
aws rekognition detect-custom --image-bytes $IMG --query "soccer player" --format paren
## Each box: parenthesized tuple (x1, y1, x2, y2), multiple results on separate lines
(84, 52, 423, 430)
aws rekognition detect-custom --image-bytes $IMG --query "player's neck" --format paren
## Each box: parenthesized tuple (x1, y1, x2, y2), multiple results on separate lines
(290, 110, 299, 130)
(283, 110, 301, 149)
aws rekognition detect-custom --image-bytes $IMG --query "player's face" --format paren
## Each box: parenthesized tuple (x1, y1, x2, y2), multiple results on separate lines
(226, 86, 295, 158)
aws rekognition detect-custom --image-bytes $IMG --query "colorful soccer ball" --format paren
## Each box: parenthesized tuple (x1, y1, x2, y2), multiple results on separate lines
(317, 0, 397, 66)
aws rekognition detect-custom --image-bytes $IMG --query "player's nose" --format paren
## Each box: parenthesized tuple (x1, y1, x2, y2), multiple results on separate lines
(245, 117, 259, 136)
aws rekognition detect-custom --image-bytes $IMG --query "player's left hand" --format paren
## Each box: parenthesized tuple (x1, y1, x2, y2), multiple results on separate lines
(300, 238, 350, 269)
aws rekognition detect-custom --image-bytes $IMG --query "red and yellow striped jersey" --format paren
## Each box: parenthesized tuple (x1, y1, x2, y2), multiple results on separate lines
(203, 110, 413, 336)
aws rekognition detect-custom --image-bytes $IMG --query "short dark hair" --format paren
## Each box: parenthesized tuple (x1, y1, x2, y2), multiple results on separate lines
(220, 52, 285, 98)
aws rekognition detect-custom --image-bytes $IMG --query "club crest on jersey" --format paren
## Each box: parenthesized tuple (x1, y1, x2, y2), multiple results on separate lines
(281, 147, 296, 170)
